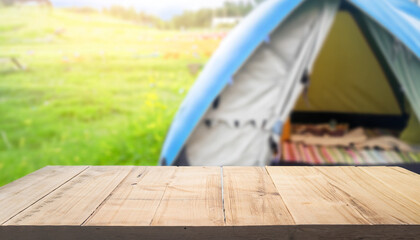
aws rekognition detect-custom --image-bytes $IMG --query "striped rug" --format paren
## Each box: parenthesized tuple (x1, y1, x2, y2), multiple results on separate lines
(281, 142, 420, 165)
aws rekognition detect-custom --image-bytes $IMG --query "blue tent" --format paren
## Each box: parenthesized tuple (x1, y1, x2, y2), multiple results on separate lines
(160, 0, 420, 166)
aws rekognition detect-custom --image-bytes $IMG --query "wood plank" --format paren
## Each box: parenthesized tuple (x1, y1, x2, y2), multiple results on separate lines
(315, 167, 420, 224)
(0, 166, 88, 224)
(150, 167, 224, 226)
(1, 165, 420, 239)
(360, 167, 420, 205)
(85, 166, 177, 226)
(266, 166, 372, 224)
(4, 166, 132, 225)
(223, 167, 294, 225)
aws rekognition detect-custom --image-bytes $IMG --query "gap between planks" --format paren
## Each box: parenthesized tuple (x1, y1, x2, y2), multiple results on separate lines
(4, 166, 133, 226)
(266, 166, 420, 225)
(6, 166, 417, 227)
(1, 166, 90, 225)
(85, 166, 295, 226)
(147, 167, 176, 226)
(220, 167, 227, 224)
(263, 166, 294, 222)
(81, 167, 140, 226)
(85, 166, 223, 226)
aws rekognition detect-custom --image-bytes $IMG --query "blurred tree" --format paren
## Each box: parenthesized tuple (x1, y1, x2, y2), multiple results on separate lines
(170, 0, 255, 29)
(0, 0, 51, 6)
(34, 0, 260, 30)
(254, 0, 266, 5)
(103, 6, 164, 27)
(0, 0, 14, 6)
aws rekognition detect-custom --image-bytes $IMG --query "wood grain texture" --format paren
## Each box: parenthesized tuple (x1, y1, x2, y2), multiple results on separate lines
(0, 166, 88, 224)
(315, 167, 420, 224)
(150, 167, 224, 226)
(361, 167, 420, 205)
(266, 166, 372, 224)
(4, 166, 132, 225)
(223, 167, 294, 225)
(1, 166, 420, 239)
(86, 166, 177, 226)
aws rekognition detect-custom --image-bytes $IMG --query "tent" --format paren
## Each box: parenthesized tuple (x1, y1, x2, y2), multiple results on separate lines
(160, 0, 420, 166)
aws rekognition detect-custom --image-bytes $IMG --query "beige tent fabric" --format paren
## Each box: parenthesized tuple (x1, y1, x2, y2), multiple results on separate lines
(186, 121, 271, 166)
(184, 0, 340, 166)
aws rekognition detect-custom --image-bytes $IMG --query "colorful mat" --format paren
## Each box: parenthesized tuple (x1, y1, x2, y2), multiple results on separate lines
(281, 142, 420, 165)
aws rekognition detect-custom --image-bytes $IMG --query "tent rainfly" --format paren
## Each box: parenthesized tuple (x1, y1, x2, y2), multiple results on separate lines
(160, 0, 420, 166)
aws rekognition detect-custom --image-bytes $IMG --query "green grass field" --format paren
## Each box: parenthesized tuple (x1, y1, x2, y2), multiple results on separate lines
(0, 6, 222, 186)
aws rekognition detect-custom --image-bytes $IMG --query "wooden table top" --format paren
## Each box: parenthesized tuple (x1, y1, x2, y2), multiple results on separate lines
(0, 166, 419, 239)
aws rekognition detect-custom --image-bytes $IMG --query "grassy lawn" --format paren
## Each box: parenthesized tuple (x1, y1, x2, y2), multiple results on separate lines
(0, 6, 222, 186)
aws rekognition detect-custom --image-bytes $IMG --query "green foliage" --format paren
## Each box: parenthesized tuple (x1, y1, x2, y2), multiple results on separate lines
(0, 6, 216, 186)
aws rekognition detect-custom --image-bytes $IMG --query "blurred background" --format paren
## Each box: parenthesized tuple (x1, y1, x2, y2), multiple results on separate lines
(1, 0, 420, 186)
(0, 0, 263, 185)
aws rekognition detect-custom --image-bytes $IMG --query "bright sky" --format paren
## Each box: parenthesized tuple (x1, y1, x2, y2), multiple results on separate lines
(51, 0, 243, 20)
